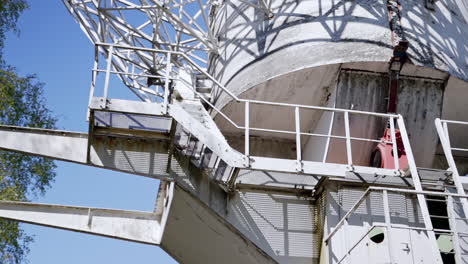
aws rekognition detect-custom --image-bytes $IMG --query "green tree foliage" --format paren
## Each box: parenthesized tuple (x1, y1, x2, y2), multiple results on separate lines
(0, 1, 57, 263)
(0, 0, 28, 62)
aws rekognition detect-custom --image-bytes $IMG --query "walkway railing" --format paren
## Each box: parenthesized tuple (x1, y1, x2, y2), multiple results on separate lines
(435, 118, 468, 227)
(325, 186, 468, 264)
(90, 42, 410, 176)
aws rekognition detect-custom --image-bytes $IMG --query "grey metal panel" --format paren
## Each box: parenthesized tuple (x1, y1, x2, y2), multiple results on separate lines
(160, 184, 278, 264)
(327, 70, 388, 166)
(89, 97, 165, 116)
(93, 110, 172, 133)
(236, 169, 319, 189)
(397, 77, 444, 167)
(90, 136, 171, 177)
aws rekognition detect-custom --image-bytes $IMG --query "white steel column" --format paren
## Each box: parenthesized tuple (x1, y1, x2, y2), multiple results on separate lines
(397, 116, 443, 264)
(344, 111, 352, 166)
(382, 190, 394, 264)
(389, 117, 399, 170)
(245, 101, 250, 157)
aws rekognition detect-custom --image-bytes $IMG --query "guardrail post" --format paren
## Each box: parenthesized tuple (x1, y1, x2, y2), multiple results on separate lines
(323, 110, 335, 163)
(382, 190, 394, 263)
(88, 45, 99, 120)
(343, 218, 351, 264)
(344, 111, 352, 166)
(389, 117, 399, 170)
(245, 101, 250, 156)
(163, 52, 172, 114)
(103, 45, 114, 101)
(295, 107, 302, 162)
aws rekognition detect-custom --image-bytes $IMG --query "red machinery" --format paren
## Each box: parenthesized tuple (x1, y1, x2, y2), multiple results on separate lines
(371, 40, 409, 170)
(371, 127, 408, 169)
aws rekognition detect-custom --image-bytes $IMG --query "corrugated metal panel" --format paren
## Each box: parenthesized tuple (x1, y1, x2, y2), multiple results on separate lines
(227, 191, 318, 263)
(404, 194, 425, 228)
(327, 71, 444, 168)
(91, 136, 170, 176)
(397, 77, 444, 167)
(236, 169, 319, 188)
(328, 70, 387, 166)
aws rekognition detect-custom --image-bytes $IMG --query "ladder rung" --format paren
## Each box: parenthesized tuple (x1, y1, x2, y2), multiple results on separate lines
(425, 198, 447, 202)
(430, 215, 450, 219)
(440, 251, 456, 255)
(434, 229, 453, 233)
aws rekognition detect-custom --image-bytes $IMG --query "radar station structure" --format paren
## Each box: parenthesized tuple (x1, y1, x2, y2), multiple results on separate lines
(1, 0, 468, 263)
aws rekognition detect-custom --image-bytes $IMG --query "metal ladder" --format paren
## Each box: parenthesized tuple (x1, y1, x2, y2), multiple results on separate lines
(397, 119, 445, 263)
(435, 118, 468, 262)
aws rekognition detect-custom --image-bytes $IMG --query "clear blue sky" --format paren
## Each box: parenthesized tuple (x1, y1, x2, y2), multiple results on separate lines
(4, 2, 177, 263)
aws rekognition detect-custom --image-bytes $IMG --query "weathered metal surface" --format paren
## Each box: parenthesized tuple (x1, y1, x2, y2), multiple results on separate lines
(320, 70, 444, 168)
(93, 111, 172, 133)
(401, 0, 468, 82)
(0, 125, 88, 163)
(0, 125, 177, 180)
(89, 97, 166, 116)
(325, 70, 387, 166)
(160, 184, 278, 264)
(90, 136, 172, 177)
(226, 190, 318, 264)
(0, 201, 167, 245)
(211, 0, 392, 108)
(323, 184, 440, 264)
(397, 77, 444, 167)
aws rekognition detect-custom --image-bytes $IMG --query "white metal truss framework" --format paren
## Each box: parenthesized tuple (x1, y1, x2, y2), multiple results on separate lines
(63, 0, 275, 102)
(63, 0, 214, 102)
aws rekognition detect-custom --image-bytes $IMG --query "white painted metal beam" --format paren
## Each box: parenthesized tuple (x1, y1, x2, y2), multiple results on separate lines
(0, 125, 88, 163)
(0, 125, 175, 180)
(168, 100, 249, 168)
(0, 201, 164, 245)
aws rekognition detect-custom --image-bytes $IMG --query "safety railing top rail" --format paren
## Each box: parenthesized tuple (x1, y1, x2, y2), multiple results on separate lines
(434, 118, 468, 216)
(93, 42, 399, 117)
(92, 42, 407, 171)
(436, 118, 468, 153)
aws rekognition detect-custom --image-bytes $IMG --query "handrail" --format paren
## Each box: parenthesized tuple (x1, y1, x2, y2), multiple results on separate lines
(95, 42, 399, 118)
(325, 186, 468, 263)
(92, 42, 405, 170)
(325, 186, 468, 243)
